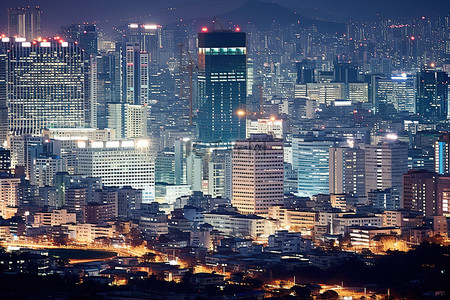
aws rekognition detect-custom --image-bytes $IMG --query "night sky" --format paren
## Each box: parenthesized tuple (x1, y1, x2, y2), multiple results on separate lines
(1, 0, 449, 34)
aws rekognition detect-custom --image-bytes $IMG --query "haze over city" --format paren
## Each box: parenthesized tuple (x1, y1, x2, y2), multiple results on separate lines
(0, 0, 449, 299)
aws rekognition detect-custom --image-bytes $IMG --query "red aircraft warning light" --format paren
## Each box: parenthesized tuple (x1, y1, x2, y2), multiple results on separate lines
(201, 27, 208, 33)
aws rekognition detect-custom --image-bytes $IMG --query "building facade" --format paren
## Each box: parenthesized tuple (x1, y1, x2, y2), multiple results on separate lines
(197, 30, 247, 142)
(232, 134, 283, 215)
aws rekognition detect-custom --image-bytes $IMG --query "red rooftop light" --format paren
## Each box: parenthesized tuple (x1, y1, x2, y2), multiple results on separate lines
(201, 27, 208, 33)
(235, 27, 241, 32)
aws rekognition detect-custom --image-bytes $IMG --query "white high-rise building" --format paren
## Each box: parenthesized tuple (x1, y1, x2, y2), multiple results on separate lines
(246, 118, 283, 139)
(31, 156, 65, 187)
(3, 39, 93, 136)
(75, 139, 155, 203)
(126, 104, 148, 138)
(365, 137, 408, 209)
(329, 143, 366, 197)
(232, 134, 284, 215)
(0, 177, 21, 218)
(107, 104, 148, 139)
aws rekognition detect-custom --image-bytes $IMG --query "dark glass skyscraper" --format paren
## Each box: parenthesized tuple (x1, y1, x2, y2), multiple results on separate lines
(63, 24, 98, 56)
(7, 6, 42, 41)
(296, 59, 315, 84)
(416, 69, 449, 121)
(197, 30, 247, 142)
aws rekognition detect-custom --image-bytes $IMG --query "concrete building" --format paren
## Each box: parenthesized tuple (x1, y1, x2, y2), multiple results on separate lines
(0, 178, 21, 218)
(246, 118, 283, 139)
(33, 209, 76, 227)
(267, 206, 316, 235)
(365, 138, 408, 209)
(403, 170, 450, 217)
(293, 136, 339, 197)
(232, 134, 284, 215)
(75, 139, 154, 203)
(203, 210, 278, 240)
(334, 214, 383, 235)
(329, 144, 365, 197)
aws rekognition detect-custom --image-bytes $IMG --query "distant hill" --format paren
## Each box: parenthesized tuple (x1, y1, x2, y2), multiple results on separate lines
(217, 0, 345, 33)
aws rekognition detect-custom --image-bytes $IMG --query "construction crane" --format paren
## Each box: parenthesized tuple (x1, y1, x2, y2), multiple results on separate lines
(178, 43, 198, 126)
(212, 16, 225, 31)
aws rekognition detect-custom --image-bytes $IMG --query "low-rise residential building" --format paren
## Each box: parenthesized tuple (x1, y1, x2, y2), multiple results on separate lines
(334, 214, 383, 235)
(268, 205, 316, 235)
(66, 223, 114, 243)
(349, 226, 402, 249)
(203, 210, 279, 239)
(266, 230, 313, 253)
(33, 209, 76, 227)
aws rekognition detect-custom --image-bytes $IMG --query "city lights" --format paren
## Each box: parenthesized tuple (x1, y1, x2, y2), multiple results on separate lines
(0, 2, 448, 299)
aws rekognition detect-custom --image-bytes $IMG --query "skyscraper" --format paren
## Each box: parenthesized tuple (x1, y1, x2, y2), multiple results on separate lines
(3, 39, 94, 136)
(403, 170, 450, 217)
(0, 42, 7, 145)
(365, 138, 408, 209)
(75, 139, 155, 203)
(232, 134, 283, 215)
(114, 42, 149, 105)
(197, 29, 247, 142)
(63, 24, 98, 56)
(126, 23, 162, 63)
(329, 143, 365, 197)
(416, 69, 449, 121)
(7, 6, 42, 41)
(435, 132, 450, 174)
(296, 59, 315, 84)
(374, 74, 416, 114)
(293, 136, 339, 197)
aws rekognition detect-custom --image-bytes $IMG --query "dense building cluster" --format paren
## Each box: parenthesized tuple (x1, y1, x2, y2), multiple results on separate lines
(0, 4, 449, 299)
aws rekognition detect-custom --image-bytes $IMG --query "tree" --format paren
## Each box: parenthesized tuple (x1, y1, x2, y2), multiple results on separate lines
(142, 252, 157, 262)
(127, 227, 144, 247)
(291, 285, 313, 300)
(319, 290, 339, 299)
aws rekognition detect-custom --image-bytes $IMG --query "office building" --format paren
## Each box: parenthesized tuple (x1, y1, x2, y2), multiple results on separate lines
(293, 136, 339, 197)
(435, 132, 450, 174)
(208, 149, 232, 199)
(126, 105, 148, 138)
(333, 60, 358, 83)
(416, 69, 449, 121)
(63, 24, 98, 55)
(232, 134, 283, 215)
(126, 23, 162, 62)
(246, 118, 283, 139)
(365, 138, 408, 209)
(369, 57, 391, 77)
(0, 45, 7, 145)
(155, 150, 176, 184)
(0, 177, 21, 218)
(114, 42, 149, 105)
(0, 148, 11, 171)
(403, 170, 450, 217)
(7, 6, 41, 41)
(30, 155, 65, 188)
(329, 143, 365, 197)
(374, 74, 416, 114)
(296, 59, 315, 84)
(75, 139, 155, 203)
(95, 51, 116, 129)
(197, 29, 247, 142)
(3, 39, 93, 136)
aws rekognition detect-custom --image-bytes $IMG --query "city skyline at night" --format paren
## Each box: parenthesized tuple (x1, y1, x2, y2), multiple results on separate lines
(0, 1, 449, 299)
